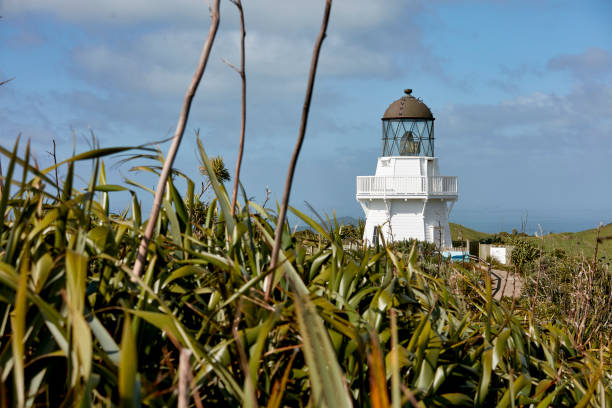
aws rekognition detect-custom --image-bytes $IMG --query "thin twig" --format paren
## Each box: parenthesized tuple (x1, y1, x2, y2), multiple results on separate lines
(221, 58, 240, 74)
(0, 77, 14, 87)
(132, 0, 221, 278)
(229, 0, 247, 217)
(190, 376, 204, 408)
(262, 186, 271, 208)
(593, 222, 602, 270)
(265, 0, 333, 299)
(46, 139, 60, 199)
(530, 224, 544, 317)
(400, 384, 420, 408)
(262, 344, 301, 357)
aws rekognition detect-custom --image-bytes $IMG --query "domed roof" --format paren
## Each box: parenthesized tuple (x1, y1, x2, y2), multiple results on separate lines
(382, 89, 434, 120)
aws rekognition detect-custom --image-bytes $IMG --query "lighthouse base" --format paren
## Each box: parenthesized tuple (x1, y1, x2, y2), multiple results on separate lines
(360, 198, 453, 248)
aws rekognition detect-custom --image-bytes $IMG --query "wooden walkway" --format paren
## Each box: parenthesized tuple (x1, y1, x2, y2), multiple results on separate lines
(490, 268, 522, 300)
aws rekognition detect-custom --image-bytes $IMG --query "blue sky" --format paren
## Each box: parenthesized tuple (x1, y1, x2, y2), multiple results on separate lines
(1, 0, 611, 233)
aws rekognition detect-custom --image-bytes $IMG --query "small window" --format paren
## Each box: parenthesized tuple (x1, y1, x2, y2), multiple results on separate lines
(372, 226, 379, 246)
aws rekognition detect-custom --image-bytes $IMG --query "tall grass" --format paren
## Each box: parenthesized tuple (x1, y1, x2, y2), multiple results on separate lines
(0, 140, 609, 407)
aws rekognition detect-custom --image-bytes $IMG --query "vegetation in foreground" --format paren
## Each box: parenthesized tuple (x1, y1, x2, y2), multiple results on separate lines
(0, 141, 610, 407)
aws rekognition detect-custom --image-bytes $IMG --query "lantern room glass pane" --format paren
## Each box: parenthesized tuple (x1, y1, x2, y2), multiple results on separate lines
(382, 119, 434, 157)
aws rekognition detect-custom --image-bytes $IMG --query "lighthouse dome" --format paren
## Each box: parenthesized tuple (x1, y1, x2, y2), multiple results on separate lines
(382, 89, 434, 120)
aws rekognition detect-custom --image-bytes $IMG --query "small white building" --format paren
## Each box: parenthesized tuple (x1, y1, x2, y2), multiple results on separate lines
(356, 89, 458, 248)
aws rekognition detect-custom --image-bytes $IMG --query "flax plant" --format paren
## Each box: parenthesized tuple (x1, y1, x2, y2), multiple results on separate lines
(0, 140, 609, 406)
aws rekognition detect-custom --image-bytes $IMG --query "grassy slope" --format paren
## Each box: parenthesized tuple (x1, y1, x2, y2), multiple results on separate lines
(449, 222, 492, 242)
(451, 222, 612, 259)
(525, 223, 612, 260)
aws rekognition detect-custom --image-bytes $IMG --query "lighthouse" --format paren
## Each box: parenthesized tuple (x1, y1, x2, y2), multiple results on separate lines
(356, 89, 458, 248)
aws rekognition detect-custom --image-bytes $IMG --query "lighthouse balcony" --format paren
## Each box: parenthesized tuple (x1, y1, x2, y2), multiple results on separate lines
(356, 176, 458, 199)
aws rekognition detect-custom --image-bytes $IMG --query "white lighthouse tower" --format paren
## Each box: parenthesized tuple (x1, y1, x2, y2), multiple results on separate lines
(356, 89, 458, 247)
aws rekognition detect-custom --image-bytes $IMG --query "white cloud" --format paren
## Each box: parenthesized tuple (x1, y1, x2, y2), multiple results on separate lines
(73, 25, 396, 98)
(3, 0, 408, 31)
(439, 83, 612, 157)
(548, 47, 612, 80)
(2, 0, 209, 24)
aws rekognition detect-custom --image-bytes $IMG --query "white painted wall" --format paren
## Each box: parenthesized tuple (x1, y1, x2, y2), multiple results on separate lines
(361, 198, 452, 247)
(490, 247, 507, 264)
(374, 156, 430, 177)
(389, 200, 426, 241)
(362, 200, 392, 244)
(423, 200, 452, 247)
(393, 158, 421, 176)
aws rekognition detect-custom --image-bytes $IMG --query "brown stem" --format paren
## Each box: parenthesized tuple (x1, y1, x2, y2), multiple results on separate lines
(531, 224, 544, 317)
(45, 139, 60, 198)
(132, 0, 220, 278)
(265, 0, 332, 299)
(52, 139, 59, 199)
(593, 222, 602, 270)
(178, 348, 192, 408)
(231, 299, 257, 405)
(229, 0, 247, 217)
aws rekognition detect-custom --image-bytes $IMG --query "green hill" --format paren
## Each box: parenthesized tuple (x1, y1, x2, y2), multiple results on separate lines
(449, 222, 493, 242)
(450, 222, 612, 260)
(526, 223, 612, 260)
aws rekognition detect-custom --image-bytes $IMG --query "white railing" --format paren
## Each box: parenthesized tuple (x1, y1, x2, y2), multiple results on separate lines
(356, 176, 457, 197)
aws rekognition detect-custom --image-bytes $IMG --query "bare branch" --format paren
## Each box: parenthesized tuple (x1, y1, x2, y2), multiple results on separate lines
(0, 77, 14, 87)
(230, 0, 247, 217)
(221, 58, 241, 75)
(265, 0, 333, 298)
(132, 0, 221, 278)
(46, 139, 60, 199)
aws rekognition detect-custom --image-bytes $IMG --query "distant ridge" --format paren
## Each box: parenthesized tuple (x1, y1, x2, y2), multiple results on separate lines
(292, 215, 361, 231)
(335, 216, 361, 226)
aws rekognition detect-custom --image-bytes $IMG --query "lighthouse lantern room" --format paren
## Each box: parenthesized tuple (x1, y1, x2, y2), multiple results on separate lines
(356, 89, 458, 248)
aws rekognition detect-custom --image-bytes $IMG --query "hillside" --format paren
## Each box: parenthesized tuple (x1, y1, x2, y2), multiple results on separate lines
(449, 222, 493, 242)
(526, 222, 612, 260)
(451, 222, 612, 259)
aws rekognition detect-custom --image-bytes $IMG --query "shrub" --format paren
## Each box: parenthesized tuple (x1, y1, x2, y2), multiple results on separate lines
(524, 252, 612, 347)
(510, 238, 540, 273)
